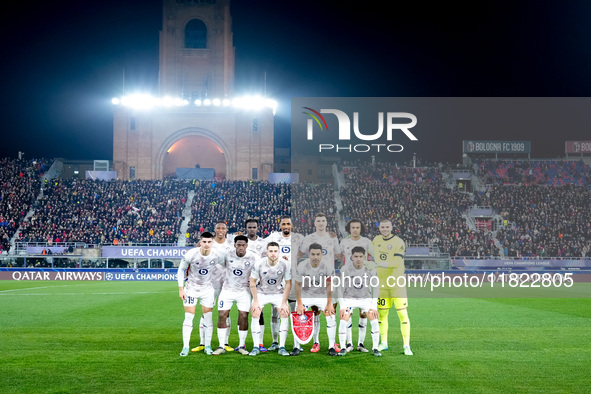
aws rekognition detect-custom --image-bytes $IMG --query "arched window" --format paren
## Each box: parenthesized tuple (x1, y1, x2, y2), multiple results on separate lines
(185, 19, 207, 49)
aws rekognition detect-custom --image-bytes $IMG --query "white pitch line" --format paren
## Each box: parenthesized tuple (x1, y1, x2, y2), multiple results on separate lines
(0, 285, 70, 293)
(0, 290, 177, 296)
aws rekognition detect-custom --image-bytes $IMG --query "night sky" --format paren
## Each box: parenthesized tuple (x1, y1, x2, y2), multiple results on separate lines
(2, 1, 591, 162)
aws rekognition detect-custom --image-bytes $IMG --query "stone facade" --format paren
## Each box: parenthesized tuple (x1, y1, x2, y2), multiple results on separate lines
(113, 0, 274, 180)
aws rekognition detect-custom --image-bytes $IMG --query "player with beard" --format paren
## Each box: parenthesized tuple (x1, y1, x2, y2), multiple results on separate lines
(243, 218, 267, 258)
(249, 242, 292, 356)
(372, 219, 413, 355)
(294, 243, 339, 356)
(340, 219, 374, 353)
(337, 246, 382, 357)
(192, 221, 233, 353)
(298, 213, 344, 352)
(212, 235, 257, 355)
(264, 216, 304, 353)
(178, 232, 225, 356)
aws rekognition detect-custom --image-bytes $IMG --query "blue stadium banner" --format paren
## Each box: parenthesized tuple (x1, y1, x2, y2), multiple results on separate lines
(463, 140, 531, 154)
(102, 246, 192, 258)
(0, 269, 179, 281)
(452, 258, 591, 268)
(104, 271, 178, 281)
(0, 269, 104, 281)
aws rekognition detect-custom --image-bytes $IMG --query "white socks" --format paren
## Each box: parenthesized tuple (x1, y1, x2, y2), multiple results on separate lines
(338, 318, 349, 348)
(199, 316, 205, 345)
(326, 315, 336, 349)
(217, 327, 227, 348)
(202, 312, 213, 347)
(358, 318, 367, 346)
(238, 330, 248, 348)
(225, 316, 231, 344)
(313, 315, 321, 343)
(279, 317, 288, 348)
(251, 317, 261, 348)
(182, 312, 195, 348)
(370, 319, 380, 350)
(271, 308, 280, 343)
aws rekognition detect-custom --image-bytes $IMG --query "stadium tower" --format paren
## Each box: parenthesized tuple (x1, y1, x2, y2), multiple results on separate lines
(113, 0, 274, 180)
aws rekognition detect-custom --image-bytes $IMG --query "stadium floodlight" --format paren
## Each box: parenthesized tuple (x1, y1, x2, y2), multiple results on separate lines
(111, 94, 277, 114)
(265, 98, 278, 115)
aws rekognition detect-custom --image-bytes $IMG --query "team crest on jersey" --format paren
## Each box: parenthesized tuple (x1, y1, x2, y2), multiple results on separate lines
(245, 261, 251, 266)
(388, 245, 393, 250)
(291, 311, 314, 344)
(256, 245, 262, 250)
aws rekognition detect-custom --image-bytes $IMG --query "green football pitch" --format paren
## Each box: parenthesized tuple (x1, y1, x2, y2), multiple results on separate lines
(1, 281, 590, 393)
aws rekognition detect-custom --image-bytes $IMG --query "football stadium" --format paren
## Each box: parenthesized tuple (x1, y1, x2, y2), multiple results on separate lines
(2, 1, 591, 393)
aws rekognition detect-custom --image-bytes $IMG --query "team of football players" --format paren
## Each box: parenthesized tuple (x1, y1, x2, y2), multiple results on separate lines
(177, 215, 413, 357)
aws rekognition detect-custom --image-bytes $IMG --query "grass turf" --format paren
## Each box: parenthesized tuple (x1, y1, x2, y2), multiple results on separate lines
(0, 281, 589, 393)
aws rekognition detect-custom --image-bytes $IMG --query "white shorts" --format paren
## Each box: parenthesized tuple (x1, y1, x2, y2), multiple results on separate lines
(332, 285, 343, 301)
(300, 297, 331, 312)
(214, 287, 222, 301)
(183, 287, 215, 309)
(218, 288, 251, 312)
(339, 298, 377, 314)
(256, 293, 284, 310)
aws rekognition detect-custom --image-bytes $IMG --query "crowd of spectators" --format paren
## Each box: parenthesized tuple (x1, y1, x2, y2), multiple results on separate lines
(2, 156, 589, 260)
(185, 181, 291, 243)
(476, 160, 591, 186)
(0, 158, 50, 252)
(343, 162, 443, 185)
(19, 179, 191, 245)
(341, 160, 591, 258)
(184, 181, 338, 243)
(340, 163, 493, 256)
(486, 184, 590, 258)
(292, 183, 338, 235)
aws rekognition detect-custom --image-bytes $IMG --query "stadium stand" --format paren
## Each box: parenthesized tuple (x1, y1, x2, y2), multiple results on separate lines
(476, 159, 590, 186)
(2, 156, 589, 260)
(19, 178, 191, 245)
(185, 180, 291, 243)
(0, 158, 50, 252)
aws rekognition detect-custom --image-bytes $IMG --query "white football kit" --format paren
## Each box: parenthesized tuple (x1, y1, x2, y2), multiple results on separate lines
(299, 232, 342, 270)
(177, 247, 226, 308)
(211, 238, 232, 297)
(340, 236, 374, 267)
(339, 264, 379, 313)
(265, 231, 304, 300)
(217, 249, 257, 311)
(295, 258, 335, 310)
(251, 257, 292, 308)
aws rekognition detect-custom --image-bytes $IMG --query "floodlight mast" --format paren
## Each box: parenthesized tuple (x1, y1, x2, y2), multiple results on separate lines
(111, 94, 277, 115)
